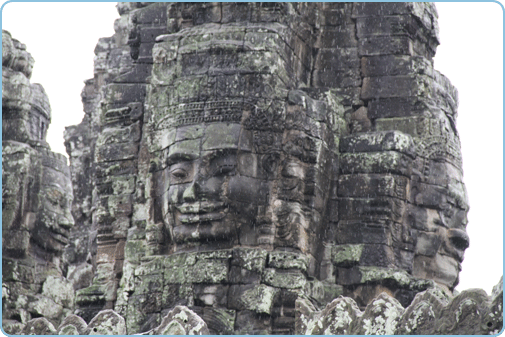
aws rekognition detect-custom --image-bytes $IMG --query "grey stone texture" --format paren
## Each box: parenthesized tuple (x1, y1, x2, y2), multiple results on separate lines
(296, 278, 504, 334)
(2, 2, 502, 335)
(2, 30, 77, 334)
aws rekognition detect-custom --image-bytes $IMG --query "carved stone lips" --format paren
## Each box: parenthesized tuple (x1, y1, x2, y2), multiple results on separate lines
(52, 232, 69, 245)
(175, 201, 227, 223)
(446, 228, 470, 263)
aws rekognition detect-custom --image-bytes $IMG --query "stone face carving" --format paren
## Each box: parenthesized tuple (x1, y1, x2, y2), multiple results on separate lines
(145, 27, 333, 255)
(32, 149, 74, 253)
(2, 31, 76, 334)
(2, 31, 49, 145)
(61, 2, 477, 333)
(4, 2, 498, 336)
(113, 4, 341, 334)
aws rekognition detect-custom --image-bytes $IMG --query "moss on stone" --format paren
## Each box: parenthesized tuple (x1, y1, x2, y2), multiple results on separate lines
(331, 244, 364, 267)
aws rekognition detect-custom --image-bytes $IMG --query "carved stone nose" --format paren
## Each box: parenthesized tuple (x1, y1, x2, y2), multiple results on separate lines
(59, 215, 75, 228)
(447, 228, 470, 251)
(183, 181, 198, 201)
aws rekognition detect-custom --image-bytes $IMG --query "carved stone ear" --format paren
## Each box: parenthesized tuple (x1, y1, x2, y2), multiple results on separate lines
(261, 153, 279, 175)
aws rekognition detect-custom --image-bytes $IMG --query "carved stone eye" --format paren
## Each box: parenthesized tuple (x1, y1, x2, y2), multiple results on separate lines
(46, 189, 62, 206)
(170, 168, 187, 179)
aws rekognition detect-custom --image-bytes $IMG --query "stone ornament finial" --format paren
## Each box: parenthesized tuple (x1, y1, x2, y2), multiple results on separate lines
(149, 306, 210, 335)
(50, 307, 208, 335)
(21, 317, 57, 335)
(87, 309, 126, 335)
(56, 314, 89, 335)
(295, 276, 504, 335)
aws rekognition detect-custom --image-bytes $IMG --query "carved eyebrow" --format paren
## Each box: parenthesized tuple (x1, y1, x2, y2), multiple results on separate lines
(202, 149, 238, 160)
(167, 152, 198, 165)
(41, 182, 65, 191)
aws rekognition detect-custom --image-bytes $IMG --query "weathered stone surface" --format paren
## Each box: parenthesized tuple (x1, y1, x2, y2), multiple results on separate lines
(3, 2, 499, 335)
(2, 31, 77, 330)
(2, 30, 34, 78)
(351, 292, 404, 334)
(57, 314, 89, 335)
(229, 284, 279, 315)
(147, 306, 209, 335)
(297, 276, 504, 335)
(396, 287, 449, 335)
(21, 317, 57, 335)
(87, 310, 126, 335)
(296, 296, 362, 335)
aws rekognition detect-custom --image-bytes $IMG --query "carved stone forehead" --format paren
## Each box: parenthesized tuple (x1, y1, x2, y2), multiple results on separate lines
(41, 166, 72, 193)
(149, 22, 298, 132)
(38, 148, 70, 175)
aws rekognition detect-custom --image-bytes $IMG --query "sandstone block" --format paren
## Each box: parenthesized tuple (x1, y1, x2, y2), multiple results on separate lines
(338, 173, 411, 200)
(263, 268, 307, 289)
(358, 36, 413, 57)
(229, 284, 279, 315)
(268, 251, 309, 271)
(340, 151, 413, 176)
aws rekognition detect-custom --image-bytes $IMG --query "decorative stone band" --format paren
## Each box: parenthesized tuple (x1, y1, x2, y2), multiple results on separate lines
(296, 276, 503, 335)
(18, 307, 209, 335)
(418, 135, 463, 171)
(155, 100, 254, 129)
(103, 102, 143, 126)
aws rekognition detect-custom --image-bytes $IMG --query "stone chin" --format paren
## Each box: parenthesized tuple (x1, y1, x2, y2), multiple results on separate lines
(172, 212, 235, 245)
(413, 252, 461, 290)
(32, 211, 73, 254)
(31, 226, 69, 253)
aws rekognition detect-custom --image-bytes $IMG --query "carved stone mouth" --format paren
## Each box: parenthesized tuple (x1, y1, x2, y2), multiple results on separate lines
(177, 212, 226, 224)
(175, 202, 226, 214)
(51, 232, 69, 245)
(49, 223, 70, 238)
(175, 202, 228, 223)
(446, 228, 470, 262)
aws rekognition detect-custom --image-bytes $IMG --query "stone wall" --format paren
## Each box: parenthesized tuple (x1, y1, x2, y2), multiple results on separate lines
(61, 3, 474, 334)
(16, 276, 503, 335)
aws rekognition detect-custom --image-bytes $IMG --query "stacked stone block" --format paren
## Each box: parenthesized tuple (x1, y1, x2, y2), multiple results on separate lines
(118, 248, 330, 334)
(68, 3, 173, 321)
(59, 2, 475, 335)
(115, 4, 338, 333)
(2, 31, 76, 334)
(330, 2, 467, 307)
(2, 31, 50, 145)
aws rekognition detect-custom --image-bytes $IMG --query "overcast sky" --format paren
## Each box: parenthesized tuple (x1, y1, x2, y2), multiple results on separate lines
(2, 2, 503, 295)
